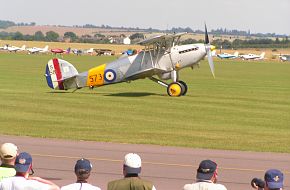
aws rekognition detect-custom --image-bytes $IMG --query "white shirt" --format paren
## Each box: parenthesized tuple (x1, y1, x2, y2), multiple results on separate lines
(61, 183, 101, 190)
(0, 176, 52, 190)
(183, 181, 227, 190)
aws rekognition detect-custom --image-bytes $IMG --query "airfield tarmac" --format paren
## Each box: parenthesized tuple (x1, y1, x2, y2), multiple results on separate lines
(0, 135, 289, 190)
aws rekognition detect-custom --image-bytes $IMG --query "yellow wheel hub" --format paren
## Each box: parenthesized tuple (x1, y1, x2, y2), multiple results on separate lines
(168, 83, 182, 97)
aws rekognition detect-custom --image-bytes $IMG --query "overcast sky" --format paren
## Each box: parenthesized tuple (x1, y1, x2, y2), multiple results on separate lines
(1, 0, 289, 35)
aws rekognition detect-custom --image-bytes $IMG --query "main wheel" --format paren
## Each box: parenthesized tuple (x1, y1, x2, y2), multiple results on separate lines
(167, 82, 182, 97)
(178, 80, 188, 96)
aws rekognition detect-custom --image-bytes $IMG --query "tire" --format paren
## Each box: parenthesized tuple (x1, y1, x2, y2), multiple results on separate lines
(178, 80, 188, 96)
(167, 82, 182, 97)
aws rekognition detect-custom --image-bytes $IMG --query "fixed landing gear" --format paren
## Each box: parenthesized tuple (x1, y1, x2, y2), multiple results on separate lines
(149, 77, 188, 97)
(167, 81, 188, 97)
(178, 80, 188, 96)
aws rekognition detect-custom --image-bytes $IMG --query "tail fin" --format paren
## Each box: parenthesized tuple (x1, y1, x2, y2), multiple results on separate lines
(234, 52, 239, 57)
(260, 52, 265, 59)
(43, 45, 49, 52)
(45, 58, 79, 90)
(21, 45, 26, 50)
(65, 47, 71, 54)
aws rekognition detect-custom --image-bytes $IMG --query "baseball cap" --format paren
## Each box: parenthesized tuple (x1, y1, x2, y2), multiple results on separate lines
(15, 152, 32, 173)
(74, 158, 92, 173)
(124, 153, 141, 174)
(264, 169, 284, 189)
(196, 160, 217, 180)
(0, 143, 18, 159)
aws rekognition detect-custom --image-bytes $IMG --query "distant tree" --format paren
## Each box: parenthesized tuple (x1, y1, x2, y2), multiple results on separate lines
(12, 32, 24, 40)
(0, 20, 16, 29)
(64, 31, 78, 42)
(45, 31, 59, 42)
(23, 34, 34, 41)
(34, 31, 45, 41)
(181, 38, 201, 45)
(130, 33, 144, 40)
(94, 33, 105, 38)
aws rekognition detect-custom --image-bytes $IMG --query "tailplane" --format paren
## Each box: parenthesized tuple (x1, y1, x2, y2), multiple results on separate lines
(45, 58, 79, 90)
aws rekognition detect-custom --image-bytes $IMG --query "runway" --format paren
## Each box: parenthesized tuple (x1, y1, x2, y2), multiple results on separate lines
(1, 135, 289, 190)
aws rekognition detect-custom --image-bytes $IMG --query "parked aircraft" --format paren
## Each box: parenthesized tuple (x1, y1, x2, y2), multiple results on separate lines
(279, 54, 290, 62)
(217, 52, 239, 59)
(3, 45, 26, 52)
(44, 25, 215, 97)
(0, 44, 9, 50)
(51, 48, 71, 54)
(95, 49, 114, 56)
(27, 45, 49, 54)
(84, 48, 94, 54)
(240, 52, 265, 60)
(72, 49, 83, 55)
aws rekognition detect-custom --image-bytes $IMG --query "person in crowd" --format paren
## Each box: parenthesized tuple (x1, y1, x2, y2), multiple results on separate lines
(0, 143, 18, 181)
(251, 169, 284, 190)
(107, 153, 156, 190)
(61, 158, 101, 190)
(0, 152, 60, 190)
(183, 159, 227, 190)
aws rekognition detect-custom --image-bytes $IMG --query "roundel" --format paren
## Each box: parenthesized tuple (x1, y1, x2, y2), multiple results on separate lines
(104, 69, 116, 82)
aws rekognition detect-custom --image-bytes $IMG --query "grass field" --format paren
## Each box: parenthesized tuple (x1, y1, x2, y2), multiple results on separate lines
(0, 52, 290, 153)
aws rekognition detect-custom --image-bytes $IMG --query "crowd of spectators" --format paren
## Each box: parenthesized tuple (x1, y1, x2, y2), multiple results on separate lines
(0, 142, 285, 190)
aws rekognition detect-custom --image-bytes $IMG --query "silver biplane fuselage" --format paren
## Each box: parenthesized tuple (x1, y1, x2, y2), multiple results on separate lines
(104, 44, 207, 82)
(45, 31, 215, 96)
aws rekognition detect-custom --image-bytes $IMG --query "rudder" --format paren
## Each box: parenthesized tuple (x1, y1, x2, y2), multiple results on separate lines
(45, 58, 79, 90)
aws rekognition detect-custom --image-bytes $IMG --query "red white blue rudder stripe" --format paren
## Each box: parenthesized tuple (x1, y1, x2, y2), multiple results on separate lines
(45, 58, 64, 89)
(45, 58, 79, 90)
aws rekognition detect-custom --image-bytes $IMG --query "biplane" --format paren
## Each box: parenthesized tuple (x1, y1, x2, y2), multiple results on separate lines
(45, 25, 215, 97)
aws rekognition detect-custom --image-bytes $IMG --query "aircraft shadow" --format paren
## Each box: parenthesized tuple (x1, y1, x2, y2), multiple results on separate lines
(46, 91, 162, 97)
(46, 91, 70, 94)
(105, 92, 161, 97)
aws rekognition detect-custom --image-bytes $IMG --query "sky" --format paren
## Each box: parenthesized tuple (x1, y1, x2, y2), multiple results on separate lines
(1, 0, 289, 35)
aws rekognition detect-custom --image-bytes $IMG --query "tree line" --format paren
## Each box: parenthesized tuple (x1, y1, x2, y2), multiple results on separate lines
(181, 37, 290, 49)
(0, 20, 36, 29)
(211, 37, 290, 49)
(1, 19, 289, 39)
(1, 29, 290, 48)
(0, 31, 60, 42)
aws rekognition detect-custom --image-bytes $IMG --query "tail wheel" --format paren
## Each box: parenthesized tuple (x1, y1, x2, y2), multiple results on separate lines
(178, 81, 188, 96)
(167, 82, 182, 97)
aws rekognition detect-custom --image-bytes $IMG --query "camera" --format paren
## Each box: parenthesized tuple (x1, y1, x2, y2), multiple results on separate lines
(251, 178, 265, 189)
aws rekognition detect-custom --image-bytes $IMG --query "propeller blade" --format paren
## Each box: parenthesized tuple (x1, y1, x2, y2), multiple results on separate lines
(205, 24, 209, 44)
(207, 49, 215, 78)
(204, 23, 215, 78)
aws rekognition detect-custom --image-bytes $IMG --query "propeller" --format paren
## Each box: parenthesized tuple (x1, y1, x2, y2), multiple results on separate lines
(204, 24, 215, 78)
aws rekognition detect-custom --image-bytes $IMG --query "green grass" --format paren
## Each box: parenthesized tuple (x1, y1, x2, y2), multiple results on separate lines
(0, 53, 290, 152)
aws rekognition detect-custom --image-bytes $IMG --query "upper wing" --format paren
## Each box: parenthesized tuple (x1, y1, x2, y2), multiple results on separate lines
(138, 32, 187, 47)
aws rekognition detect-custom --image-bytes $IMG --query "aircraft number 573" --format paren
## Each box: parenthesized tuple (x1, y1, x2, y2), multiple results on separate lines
(89, 74, 103, 83)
